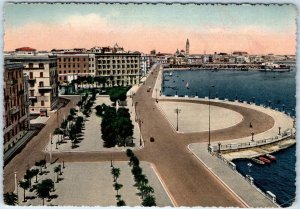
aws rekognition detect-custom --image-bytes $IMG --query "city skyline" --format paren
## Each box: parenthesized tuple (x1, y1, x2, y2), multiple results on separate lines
(4, 3, 297, 55)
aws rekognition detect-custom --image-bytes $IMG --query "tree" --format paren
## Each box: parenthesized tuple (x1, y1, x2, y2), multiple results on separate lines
(140, 185, 154, 199)
(126, 149, 134, 158)
(113, 182, 123, 196)
(70, 108, 76, 116)
(54, 165, 61, 183)
(19, 180, 30, 202)
(111, 167, 121, 182)
(35, 179, 53, 206)
(32, 168, 40, 183)
(95, 105, 103, 116)
(4, 192, 18, 205)
(24, 169, 35, 188)
(142, 195, 156, 206)
(35, 159, 46, 174)
(129, 156, 139, 167)
(116, 199, 126, 206)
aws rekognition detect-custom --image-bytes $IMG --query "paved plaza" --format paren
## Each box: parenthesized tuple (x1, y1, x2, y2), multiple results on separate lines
(158, 101, 243, 133)
(17, 161, 172, 206)
(45, 95, 141, 152)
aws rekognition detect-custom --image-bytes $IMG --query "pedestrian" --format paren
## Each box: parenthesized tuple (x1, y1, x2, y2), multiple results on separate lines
(249, 122, 252, 128)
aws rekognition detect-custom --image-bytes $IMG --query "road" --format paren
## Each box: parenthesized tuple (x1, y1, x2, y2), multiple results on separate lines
(4, 65, 275, 207)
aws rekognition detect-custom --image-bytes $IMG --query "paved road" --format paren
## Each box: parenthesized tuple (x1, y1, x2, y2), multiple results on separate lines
(4, 66, 275, 207)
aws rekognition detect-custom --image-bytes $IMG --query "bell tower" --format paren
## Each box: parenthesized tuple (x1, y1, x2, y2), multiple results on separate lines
(186, 38, 190, 57)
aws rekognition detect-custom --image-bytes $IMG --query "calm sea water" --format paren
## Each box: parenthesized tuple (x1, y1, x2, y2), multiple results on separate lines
(162, 69, 296, 207)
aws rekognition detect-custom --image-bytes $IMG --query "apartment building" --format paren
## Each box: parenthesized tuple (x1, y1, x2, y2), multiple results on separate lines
(3, 62, 30, 152)
(5, 52, 58, 115)
(95, 51, 141, 86)
(57, 53, 90, 83)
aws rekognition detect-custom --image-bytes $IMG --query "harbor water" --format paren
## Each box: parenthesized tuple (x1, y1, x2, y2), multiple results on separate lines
(162, 69, 296, 207)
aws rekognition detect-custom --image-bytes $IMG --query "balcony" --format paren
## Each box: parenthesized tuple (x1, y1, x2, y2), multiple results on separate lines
(28, 77, 36, 83)
(38, 86, 52, 92)
(29, 95, 37, 100)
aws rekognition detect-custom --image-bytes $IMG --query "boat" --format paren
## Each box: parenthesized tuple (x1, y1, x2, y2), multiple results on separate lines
(258, 156, 271, 164)
(251, 158, 265, 165)
(169, 72, 173, 76)
(186, 82, 189, 89)
(265, 153, 276, 161)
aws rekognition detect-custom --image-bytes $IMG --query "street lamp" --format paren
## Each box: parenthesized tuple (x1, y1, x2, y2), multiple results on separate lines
(155, 88, 158, 102)
(251, 132, 254, 142)
(138, 119, 143, 146)
(208, 85, 215, 152)
(135, 102, 138, 122)
(174, 107, 181, 131)
(278, 126, 281, 135)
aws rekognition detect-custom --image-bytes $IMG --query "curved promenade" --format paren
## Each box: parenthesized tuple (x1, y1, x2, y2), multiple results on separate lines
(4, 64, 290, 207)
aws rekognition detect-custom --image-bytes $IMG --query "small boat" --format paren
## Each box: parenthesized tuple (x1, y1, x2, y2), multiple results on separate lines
(259, 156, 271, 164)
(265, 154, 276, 161)
(251, 158, 265, 165)
(186, 82, 189, 89)
(169, 72, 173, 76)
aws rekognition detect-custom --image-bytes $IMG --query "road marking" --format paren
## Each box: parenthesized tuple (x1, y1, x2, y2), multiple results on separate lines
(150, 163, 178, 207)
(187, 144, 249, 208)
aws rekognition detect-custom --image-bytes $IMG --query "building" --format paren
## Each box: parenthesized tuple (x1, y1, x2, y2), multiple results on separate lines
(140, 53, 152, 77)
(95, 50, 141, 86)
(5, 50, 59, 115)
(56, 53, 90, 83)
(3, 62, 30, 152)
(186, 39, 190, 57)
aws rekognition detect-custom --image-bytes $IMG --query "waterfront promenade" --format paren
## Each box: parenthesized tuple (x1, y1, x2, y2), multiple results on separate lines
(4, 64, 287, 207)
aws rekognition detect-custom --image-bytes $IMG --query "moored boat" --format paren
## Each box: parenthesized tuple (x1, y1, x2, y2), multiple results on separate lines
(259, 156, 271, 164)
(251, 158, 265, 165)
(265, 153, 276, 161)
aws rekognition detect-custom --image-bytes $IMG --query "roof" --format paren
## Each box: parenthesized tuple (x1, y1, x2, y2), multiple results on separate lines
(15, 47, 36, 52)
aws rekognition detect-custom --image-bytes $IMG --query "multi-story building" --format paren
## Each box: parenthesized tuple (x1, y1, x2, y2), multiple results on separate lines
(5, 51, 59, 115)
(3, 62, 30, 152)
(88, 53, 96, 76)
(57, 53, 90, 83)
(140, 53, 151, 77)
(95, 51, 141, 86)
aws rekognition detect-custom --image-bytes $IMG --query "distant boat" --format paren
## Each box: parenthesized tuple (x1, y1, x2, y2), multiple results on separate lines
(251, 158, 265, 165)
(169, 72, 173, 76)
(186, 82, 189, 89)
(265, 154, 276, 161)
(258, 156, 271, 164)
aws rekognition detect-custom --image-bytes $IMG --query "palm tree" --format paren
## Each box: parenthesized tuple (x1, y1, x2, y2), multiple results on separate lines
(113, 182, 123, 196)
(24, 169, 35, 188)
(116, 199, 126, 206)
(53, 165, 61, 183)
(140, 185, 154, 199)
(35, 181, 51, 206)
(32, 169, 39, 183)
(141, 195, 156, 207)
(4, 192, 18, 205)
(19, 180, 30, 202)
(111, 167, 120, 182)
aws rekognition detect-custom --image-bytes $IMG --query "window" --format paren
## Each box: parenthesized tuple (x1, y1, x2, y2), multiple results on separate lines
(29, 72, 33, 79)
(29, 63, 34, 68)
(78, 64, 80, 68)
(30, 90, 34, 97)
(40, 92, 45, 96)
(40, 72, 43, 77)
(68, 65, 70, 68)
(73, 58, 75, 61)
(39, 81, 44, 87)
(59, 65, 61, 68)
(58, 58, 61, 62)
(39, 63, 44, 68)
(41, 100, 45, 106)
(64, 65, 66, 68)
(59, 71, 62, 74)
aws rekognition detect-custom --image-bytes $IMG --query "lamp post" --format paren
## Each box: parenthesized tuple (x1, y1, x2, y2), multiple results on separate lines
(175, 107, 181, 131)
(135, 102, 138, 122)
(278, 126, 281, 135)
(251, 132, 254, 142)
(49, 134, 52, 162)
(138, 119, 143, 146)
(208, 85, 215, 152)
(110, 154, 113, 167)
(155, 88, 158, 102)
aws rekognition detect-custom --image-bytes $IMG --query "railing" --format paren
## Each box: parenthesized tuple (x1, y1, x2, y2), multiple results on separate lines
(211, 128, 294, 152)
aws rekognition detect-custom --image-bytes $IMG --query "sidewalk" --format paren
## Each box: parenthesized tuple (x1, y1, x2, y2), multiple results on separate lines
(188, 143, 278, 208)
(4, 130, 37, 165)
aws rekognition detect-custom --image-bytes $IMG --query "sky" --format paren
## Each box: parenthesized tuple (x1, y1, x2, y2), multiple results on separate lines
(3, 2, 297, 55)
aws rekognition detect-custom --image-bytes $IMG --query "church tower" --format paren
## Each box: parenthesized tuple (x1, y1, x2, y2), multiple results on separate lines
(186, 38, 190, 57)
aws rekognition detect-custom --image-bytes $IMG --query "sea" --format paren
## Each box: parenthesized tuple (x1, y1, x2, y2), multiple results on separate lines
(162, 69, 296, 207)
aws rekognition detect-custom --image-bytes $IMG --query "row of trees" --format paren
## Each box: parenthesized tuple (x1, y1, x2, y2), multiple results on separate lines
(71, 76, 109, 89)
(126, 149, 156, 207)
(109, 87, 128, 105)
(101, 106, 134, 147)
(111, 167, 126, 206)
